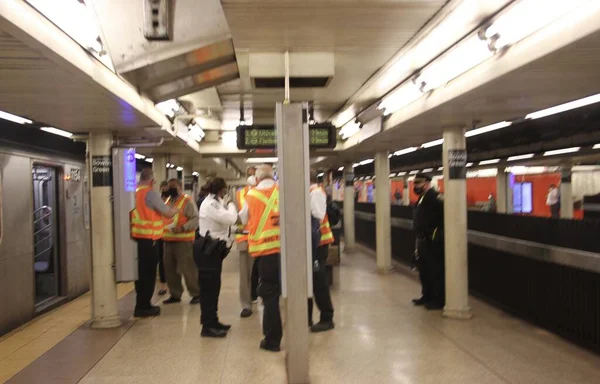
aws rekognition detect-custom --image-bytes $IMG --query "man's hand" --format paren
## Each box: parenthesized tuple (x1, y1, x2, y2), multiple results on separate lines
(171, 226, 184, 233)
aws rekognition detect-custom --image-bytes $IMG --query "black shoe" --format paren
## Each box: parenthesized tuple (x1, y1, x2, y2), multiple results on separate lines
(163, 296, 181, 304)
(190, 296, 200, 304)
(240, 308, 253, 318)
(425, 302, 444, 310)
(308, 320, 314, 327)
(216, 322, 231, 331)
(201, 327, 227, 338)
(260, 339, 281, 352)
(310, 321, 335, 333)
(412, 297, 428, 306)
(158, 289, 167, 296)
(134, 306, 161, 318)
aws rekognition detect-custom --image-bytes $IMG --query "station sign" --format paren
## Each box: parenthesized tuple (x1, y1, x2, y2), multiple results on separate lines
(236, 124, 337, 150)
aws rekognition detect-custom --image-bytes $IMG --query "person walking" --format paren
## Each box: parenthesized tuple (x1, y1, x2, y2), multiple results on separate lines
(239, 165, 282, 352)
(130, 169, 177, 317)
(162, 179, 201, 305)
(412, 173, 445, 310)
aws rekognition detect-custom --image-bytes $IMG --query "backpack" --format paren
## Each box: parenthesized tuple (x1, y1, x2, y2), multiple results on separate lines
(327, 200, 341, 226)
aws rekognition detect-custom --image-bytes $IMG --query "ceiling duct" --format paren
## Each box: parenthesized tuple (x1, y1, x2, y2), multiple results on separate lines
(249, 52, 334, 89)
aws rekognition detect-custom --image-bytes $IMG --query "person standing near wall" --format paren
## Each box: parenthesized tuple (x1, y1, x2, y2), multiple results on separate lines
(412, 173, 445, 311)
(546, 184, 560, 218)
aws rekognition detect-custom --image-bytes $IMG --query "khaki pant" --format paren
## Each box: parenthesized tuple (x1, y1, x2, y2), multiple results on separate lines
(164, 241, 200, 299)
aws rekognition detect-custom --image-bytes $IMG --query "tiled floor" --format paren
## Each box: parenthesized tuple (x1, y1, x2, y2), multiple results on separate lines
(78, 249, 600, 384)
(0, 283, 134, 383)
(4, 250, 600, 383)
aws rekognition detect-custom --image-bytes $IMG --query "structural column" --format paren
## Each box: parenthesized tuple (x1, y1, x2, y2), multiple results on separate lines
(442, 126, 471, 320)
(153, 155, 167, 186)
(496, 168, 508, 213)
(343, 163, 356, 252)
(402, 175, 410, 206)
(560, 163, 574, 219)
(375, 151, 392, 272)
(88, 133, 121, 328)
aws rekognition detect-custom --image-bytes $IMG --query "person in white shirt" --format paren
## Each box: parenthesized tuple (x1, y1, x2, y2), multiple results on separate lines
(546, 184, 560, 218)
(197, 177, 238, 338)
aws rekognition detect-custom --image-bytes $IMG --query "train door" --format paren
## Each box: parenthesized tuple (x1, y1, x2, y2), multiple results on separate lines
(32, 165, 61, 307)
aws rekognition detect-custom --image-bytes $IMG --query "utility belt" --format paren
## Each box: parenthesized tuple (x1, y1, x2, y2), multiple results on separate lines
(193, 231, 231, 271)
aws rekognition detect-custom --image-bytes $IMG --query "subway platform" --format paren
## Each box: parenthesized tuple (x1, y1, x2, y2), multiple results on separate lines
(2, 249, 600, 384)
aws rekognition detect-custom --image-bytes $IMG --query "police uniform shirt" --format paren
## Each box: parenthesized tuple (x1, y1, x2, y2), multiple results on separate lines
(199, 194, 238, 245)
(310, 183, 327, 221)
(413, 188, 444, 232)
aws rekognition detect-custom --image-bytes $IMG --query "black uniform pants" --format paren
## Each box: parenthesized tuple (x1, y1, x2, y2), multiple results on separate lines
(251, 258, 259, 300)
(135, 239, 159, 310)
(308, 245, 334, 323)
(198, 259, 223, 327)
(416, 238, 445, 305)
(157, 239, 166, 283)
(257, 253, 282, 347)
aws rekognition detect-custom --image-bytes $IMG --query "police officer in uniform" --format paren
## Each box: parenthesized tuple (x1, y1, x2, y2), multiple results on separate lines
(412, 173, 445, 310)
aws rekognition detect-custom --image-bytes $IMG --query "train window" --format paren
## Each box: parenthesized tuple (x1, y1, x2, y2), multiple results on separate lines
(0, 171, 3, 244)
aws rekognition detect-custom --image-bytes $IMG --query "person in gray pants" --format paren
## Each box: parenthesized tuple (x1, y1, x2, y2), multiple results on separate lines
(237, 174, 257, 318)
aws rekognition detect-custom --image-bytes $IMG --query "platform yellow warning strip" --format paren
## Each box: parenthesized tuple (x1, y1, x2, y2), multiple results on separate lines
(0, 283, 134, 383)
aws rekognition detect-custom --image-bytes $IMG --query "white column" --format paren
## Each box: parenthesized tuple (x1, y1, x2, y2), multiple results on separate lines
(442, 126, 472, 320)
(402, 176, 410, 206)
(153, 155, 167, 187)
(343, 163, 356, 252)
(88, 133, 121, 329)
(276, 103, 309, 383)
(496, 168, 508, 213)
(375, 151, 392, 273)
(560, 164, 574, 219)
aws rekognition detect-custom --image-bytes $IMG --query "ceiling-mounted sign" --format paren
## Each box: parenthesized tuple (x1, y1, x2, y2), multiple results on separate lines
(236, 124, 336, 150)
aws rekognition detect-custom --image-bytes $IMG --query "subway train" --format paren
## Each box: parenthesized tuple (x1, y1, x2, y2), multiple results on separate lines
(0, 121, 90, 336)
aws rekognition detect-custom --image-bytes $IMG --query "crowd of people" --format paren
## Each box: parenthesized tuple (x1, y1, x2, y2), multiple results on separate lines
(129, 164, 336, 352)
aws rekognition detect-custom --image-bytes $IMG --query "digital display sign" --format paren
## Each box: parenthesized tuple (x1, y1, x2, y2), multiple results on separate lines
(236, 124, 336, 150)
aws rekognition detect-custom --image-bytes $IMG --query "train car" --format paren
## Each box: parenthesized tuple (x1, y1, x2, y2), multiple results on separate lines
(0, 120, 91, 336)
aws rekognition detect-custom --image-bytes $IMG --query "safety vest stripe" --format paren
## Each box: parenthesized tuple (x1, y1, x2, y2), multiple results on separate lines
(253, 190, 279, 238)
(247, 189, 270, 205)
(249, 241, 281, 253)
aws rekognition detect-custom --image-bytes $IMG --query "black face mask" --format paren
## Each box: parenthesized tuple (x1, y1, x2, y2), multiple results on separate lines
(168, 188, 179, 198)
(413, 186, 424, 195)
(161, 191, 170, 198)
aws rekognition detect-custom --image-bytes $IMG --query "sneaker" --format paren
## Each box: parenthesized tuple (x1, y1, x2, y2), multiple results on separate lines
(134, 306, 161, 318)
(163, 296, 181, 304)
(310, 321, 334, 333)
(190, 296, 200, 304)
(201, 327, 227, 338)
(259, 339, 281, 352)
(240, 308, 253, 318)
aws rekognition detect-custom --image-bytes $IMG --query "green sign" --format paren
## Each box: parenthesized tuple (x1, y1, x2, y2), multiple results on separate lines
(237, 124, 336, 150)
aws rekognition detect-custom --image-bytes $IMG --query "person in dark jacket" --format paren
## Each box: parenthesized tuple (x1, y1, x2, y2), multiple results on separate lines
(412, 173, 445, 310)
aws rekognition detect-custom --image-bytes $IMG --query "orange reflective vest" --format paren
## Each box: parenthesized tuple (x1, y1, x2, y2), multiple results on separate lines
(162, 194, 196, 242)
(246, 186, 280, 257)
(131, 185, 164, 240)
(235, 186, 251, 243)
(310, 185, 334, 246)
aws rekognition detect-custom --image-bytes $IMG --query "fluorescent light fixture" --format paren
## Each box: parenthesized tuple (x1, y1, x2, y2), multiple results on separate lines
(40, 127, 73, 138)
(359, 159, 374, 165)
(594, 144, 600, 149)
(338, 166, 344, 171)
(409, 170, 418, 175)
(465, 121, 512, 137)
(393, 147, 418, 156)
(155, 99, 180, 118)
(378, 81, 423, 116)
(339, 121, 361, 140)
(352, 163, 359, 168)
(485, 0, 590, 50)
(359, 177, 365, 181)
(421, 138, 444, 148)
(222, 131, 237, 147)
(176, 166, 183, 171)
(333, 106, 357, 128)
(397, 171, 407, 176)
(245, 157, 278, 164)
(466, 162, 473, 167)
(526, 93, 600, 120)
(170, 164, 176, 169)
(479, 158, 500, 165)
(418, 35, 494, 92)
(438, 167, 444, 171)
(145, 158, 154, 163)
(134, 153, 145, 160)
(422, 168, 434, 172)
(507, 153, 535, 161)
(0, 110, 32, 124)
(317, 173, 325, 177)
(543, 147, 580, 156)
(188, 123, 206, 143)
(389, 173, 396, 178)
(192, 171, 199, 177)
(365, 176, 371, 180)
(166, 163, 171, 168)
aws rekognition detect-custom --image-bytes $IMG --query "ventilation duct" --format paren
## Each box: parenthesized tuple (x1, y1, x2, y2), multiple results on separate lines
(249, 52, 334, 89)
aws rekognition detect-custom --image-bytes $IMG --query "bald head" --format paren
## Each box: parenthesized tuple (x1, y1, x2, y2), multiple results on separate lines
(139, 168, 155, 186)
(255, 164, 274, 181)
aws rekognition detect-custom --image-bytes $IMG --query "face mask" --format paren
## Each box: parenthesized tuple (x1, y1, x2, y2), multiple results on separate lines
(161, 191, 169, 198)
(413, 186, 424, 195)
(168, 187, 178, 198)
